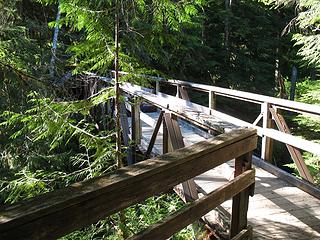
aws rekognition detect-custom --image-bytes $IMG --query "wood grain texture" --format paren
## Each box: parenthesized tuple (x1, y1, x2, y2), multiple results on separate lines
(0, 128, 257, 240)
(145, 111, 164, 157)
(136, 107, 320, 240)
(230, 152, 253, 238)
(121, 82, 320, 156)
(270, 108, 313, 183)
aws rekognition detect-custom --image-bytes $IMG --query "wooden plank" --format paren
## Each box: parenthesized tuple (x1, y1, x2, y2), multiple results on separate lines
(121, 83, 235, 133)
(111, 71, 320, 116)
(131, 97, 141, 145)
(231, 226, 253, 240)
(263, 128, 320, 156)
(162, 117, 168, 154)
(164, 79, 320, 116)
(0, 129, 257, 240)
(170, 114, 185, 149)
(120, 101, 134, 165)
(252, 113, 263, 126)
(163, 113, 182, 150)
(165, 113, 198, 202)
(129, 170, 255, 240)
(179, 86, 190, 101)
(209, 91, 216, 110)
(261, 102, 273, 162)
(145, 111, 164, 157)
(230, 152, 253, 238)
(270, 108, 313, 183)
(121, 82, 320, 156)
(252, 156, 320, 199)
(155, 81, 160, 94)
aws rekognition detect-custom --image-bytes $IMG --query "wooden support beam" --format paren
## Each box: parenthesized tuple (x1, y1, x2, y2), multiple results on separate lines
(163, 113, 198, 202)
(270, 108, 314, 183)
(121, 83, 320, 156)
(231, 226, 253, 240)
(145, 111, 164, 157)
(120, 101, 133, 165)
(163, 78, 320, 116)
(129, 170, 255, 240)
(252, 113, 263, 126)
(176, 85, 180, 98)
(155, 81, 160, 94)
(261, 102, 273, 162)
(179, 86, 190, 101)
(252, 156, 320, 199)
(209, 91, 216, 110)
(162, 116, 168, 154)
(163, 113, 184, 150)
(0, 129, 257, 240)
(131, 97, 141, 145)
(230, 152, 253, 238)
(104, 71, 320, 115)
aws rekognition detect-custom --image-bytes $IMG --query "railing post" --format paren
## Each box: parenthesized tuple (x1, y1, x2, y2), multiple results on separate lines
(209, 91, 216, 110)
(155, 80, 160, 94)
(261, 102, 273, 162)
(176, 85, 180, 98)
(131, 97, 141, 146)
(163, 114, 168, 154)
(230, 152, 254, 239)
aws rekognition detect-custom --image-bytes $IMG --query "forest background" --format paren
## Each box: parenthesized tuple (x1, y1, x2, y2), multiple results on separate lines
(0, 0, 319, 239)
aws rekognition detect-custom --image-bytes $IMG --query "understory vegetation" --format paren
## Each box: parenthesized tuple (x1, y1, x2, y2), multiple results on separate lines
(0, 0, 319, 239)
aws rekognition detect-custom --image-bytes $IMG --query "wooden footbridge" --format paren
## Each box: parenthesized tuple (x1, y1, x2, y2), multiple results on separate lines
(1, 73, 320, 239)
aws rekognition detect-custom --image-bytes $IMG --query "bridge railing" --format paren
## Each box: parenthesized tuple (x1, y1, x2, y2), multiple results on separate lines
(110, 71, 320, 185)
(159, 78, 320, 184)
(0, 128, 257, 240)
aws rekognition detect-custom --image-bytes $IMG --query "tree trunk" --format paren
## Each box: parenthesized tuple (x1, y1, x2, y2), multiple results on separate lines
(115, 0, 122, 169)
(310, 66, 317, 81)
(290, 66, 297, 101)
(275, 48, 287, 99)
(115, 1, 128, 238)
(49, 2, 61, 80)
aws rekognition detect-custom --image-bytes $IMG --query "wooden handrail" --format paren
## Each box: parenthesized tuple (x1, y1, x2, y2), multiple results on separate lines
(166, 79, 320, 116)
(110, 71, 320, 116)
(120, 82, 320, 156)
(0, 128, 257, 240)
(96, 72, 320, 183)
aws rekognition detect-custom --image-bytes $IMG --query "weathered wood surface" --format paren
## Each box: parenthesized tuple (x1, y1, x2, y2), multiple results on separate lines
(0, 128, 257, 240)
(121, 82, 320, 156)
(109, 71, 320, 115)
(270, 107, 313, 183)
(129, 170, 255, 240)
(138, 112, 320, 239)
(230, 152, 253, 238)
(122, 82, 239, 134)
(252, 156, 320, 199)
(163, 112, 198, 202)
(261, 102, 273, 162)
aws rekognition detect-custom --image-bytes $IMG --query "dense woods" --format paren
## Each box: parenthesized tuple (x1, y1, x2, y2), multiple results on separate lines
(0, 0, 319, 239)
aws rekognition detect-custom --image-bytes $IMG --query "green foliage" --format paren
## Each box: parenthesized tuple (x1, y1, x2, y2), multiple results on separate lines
(0, 90, 200, 238)
(0, 89, 116, 203)
(201, 0, 294, 94)
(275, 0, 320, 69)
(61, 194, 200, 240)
(1, 0, 319, 238)
(0, 0, 54, 112)
(37, 0, 208, 77)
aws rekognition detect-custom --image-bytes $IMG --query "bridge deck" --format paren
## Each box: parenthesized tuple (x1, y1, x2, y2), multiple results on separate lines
(134, 111, 320, 240)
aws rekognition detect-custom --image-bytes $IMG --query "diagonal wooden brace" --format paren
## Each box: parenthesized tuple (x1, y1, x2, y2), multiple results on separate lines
(163, 112, 198, 202)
